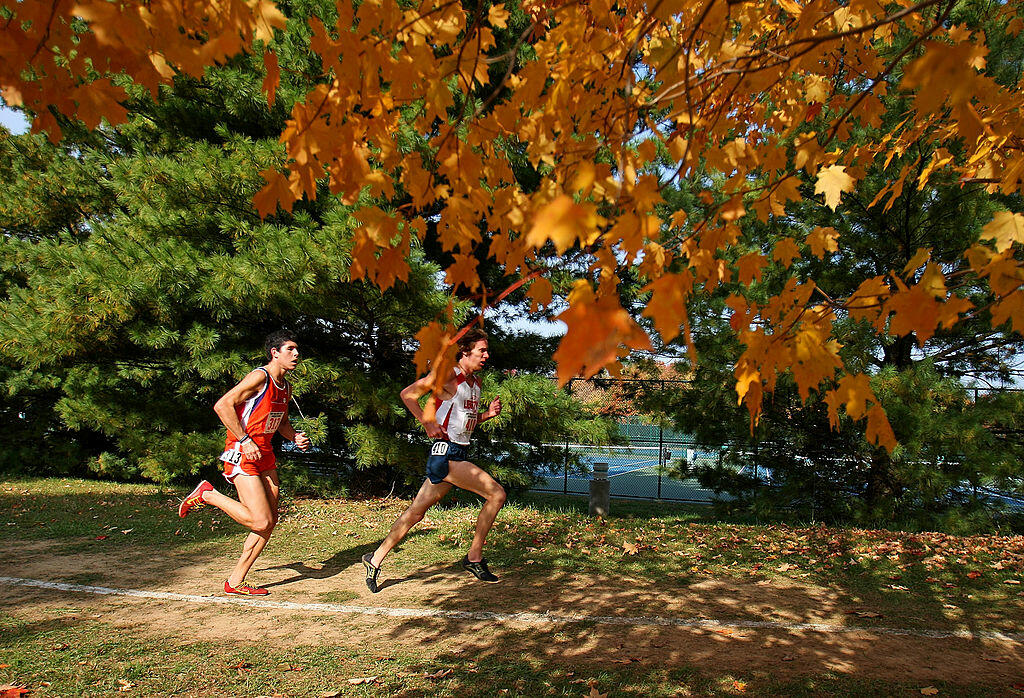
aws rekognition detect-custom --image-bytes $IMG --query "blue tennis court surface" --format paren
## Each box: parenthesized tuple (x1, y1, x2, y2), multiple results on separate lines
(531, 444, 729, 502)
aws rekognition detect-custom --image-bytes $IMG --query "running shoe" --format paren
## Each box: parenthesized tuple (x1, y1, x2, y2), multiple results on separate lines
(178, 480, 214, 518)
(462, 556, 499, 583)
(223, 579, 269, 596)
(362, 552, 381, 593)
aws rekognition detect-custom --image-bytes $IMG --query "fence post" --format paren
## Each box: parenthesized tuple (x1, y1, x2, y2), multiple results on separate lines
(563, 440, 569, 495)
(590, 462, 610, 516)
(657, 417, 664, 500)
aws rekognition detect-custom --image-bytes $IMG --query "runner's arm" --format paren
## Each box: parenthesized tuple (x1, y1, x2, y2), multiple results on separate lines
(213, 370, 266, 458)
(277, 415, 311, 450)
(400, 369, 453, 439)
(478, 396, 502, 423)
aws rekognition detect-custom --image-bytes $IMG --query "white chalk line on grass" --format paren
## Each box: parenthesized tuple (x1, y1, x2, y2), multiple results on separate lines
(2, 575, 1022, 643)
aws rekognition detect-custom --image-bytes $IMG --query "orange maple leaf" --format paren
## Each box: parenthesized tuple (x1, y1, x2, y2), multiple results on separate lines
(736, 253, 768, 285)
(866, 404, 896, 452)
(252, 169, 295, 218)
(814, 165, 856, 210)
(979, 211, 1024, 253)
(553, 281, 651, 385)
(805, 226, 840, 258)
(525, 196, 602, 254)
(263, 50, 280, 107)
(772, 238, 801, 267)
(642, 272, 692, 343)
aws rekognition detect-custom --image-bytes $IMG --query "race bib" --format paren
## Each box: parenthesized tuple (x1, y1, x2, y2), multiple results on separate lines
(430, 441, 449, 456)
(265, 411, 284, 433)
(220, 447, 243, 466)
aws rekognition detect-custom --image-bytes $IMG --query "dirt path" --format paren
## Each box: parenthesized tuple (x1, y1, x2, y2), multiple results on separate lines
(4, 539, 1023, 687)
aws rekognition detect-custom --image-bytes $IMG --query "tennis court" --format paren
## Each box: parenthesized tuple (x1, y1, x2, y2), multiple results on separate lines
(531, 443, 733, 502)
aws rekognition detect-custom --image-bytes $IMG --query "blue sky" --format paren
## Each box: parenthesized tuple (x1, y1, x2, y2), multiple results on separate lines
(0, 106, 29, 134)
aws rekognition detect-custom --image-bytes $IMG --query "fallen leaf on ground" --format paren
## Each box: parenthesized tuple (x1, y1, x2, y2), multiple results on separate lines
(424, 669, 452, 679)
(589, 687, 608, 698)
(0, 686, 30, 698)
(320, 691, 342, 698)
(117, 680, 135, 692)
(733, 679, 748, 692)
(981, 655, 1007, 663)
(920, 687, 938, 695)
(347, 677, 378, 685)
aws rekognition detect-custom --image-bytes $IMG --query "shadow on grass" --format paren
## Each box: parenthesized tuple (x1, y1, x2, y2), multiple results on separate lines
(259, 531, 438, 590)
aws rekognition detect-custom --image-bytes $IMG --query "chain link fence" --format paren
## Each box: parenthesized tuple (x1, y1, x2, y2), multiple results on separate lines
(529, 377, 738, 502)
(529, 378, 1024, 508)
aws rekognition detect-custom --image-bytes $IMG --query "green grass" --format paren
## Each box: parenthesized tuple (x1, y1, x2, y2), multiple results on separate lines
(0, 614, 1004, 698)
(3, 476, 1024, 696)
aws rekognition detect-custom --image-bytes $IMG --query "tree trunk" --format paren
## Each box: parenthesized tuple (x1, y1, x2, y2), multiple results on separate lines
(883, 334, 915, 371)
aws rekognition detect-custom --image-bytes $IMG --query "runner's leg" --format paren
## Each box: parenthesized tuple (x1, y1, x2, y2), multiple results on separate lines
(444, 460, 506, 562)
(226, 471, 278, 587)
(370, 478, 451, 567)
(201, 484, 263, 529)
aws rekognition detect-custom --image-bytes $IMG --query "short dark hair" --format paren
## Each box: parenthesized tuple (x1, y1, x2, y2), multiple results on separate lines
(265, 329, 297, 359)
(456, 328, 488, 359)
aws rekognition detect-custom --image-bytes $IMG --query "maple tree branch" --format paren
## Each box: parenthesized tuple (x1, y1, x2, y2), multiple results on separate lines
(474, 21, 536, 118)
(823, 3, 954, 147)
(618, 0, 667, 82)
(29, 0, 64, 65)
(448, 268, 546, 347)
(372, 0, 463, 48)
(761, 0, 947, 59)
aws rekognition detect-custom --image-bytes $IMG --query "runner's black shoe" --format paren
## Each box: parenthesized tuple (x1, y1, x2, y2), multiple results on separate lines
(362, 553, 381, 593)
(462, 556, 499, 583)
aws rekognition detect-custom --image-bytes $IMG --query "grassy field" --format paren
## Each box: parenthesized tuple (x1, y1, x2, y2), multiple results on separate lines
(2, 476, 1023, 697)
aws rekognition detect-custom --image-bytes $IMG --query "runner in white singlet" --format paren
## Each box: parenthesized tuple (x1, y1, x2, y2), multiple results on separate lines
(362, 328, 505, 592)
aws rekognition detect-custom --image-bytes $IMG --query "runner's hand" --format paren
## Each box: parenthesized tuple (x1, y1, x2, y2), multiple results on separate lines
(294, 431, 311, 451)
(423, 419, 447, 440)
(241, 438, 261, 459)
(483, 397, 502, 420)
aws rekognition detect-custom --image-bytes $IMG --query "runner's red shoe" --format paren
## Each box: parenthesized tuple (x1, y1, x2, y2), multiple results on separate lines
(178, 480, 214, 518)
(224, 580, 269, 596)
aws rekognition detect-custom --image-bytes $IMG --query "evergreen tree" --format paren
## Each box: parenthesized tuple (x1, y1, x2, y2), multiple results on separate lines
(0, 0, 606, 491)
(630, 6, 1024, 527)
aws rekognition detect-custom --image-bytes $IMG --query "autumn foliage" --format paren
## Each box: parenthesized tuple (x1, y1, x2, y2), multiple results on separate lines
(4, 0, 1024, 452)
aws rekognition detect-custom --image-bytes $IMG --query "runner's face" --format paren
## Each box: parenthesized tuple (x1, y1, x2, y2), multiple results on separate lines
(463, 340, 489, 372)
(271, 341, 300, 371)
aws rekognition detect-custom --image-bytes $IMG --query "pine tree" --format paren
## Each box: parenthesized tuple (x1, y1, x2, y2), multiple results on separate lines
(0, 0, 604, 489)
(629, 5, 1024, 527)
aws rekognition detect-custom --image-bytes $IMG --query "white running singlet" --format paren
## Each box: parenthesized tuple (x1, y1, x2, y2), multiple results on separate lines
(435, 367, 481, 445)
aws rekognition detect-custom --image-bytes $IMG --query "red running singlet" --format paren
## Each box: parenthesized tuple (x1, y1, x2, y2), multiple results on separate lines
(219, 367, 291, 467)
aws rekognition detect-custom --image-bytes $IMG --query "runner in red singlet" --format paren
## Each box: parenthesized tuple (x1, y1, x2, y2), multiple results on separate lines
(362, 328, 505, 593)
(177, 330, 310, 596)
